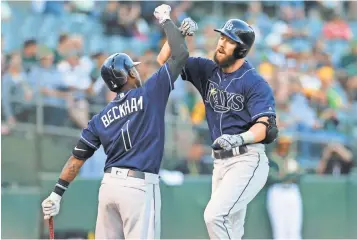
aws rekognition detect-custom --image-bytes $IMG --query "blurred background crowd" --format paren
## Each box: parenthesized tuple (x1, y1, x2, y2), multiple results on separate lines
(1, 0, 357, 177)
(2, 1, 357, 239)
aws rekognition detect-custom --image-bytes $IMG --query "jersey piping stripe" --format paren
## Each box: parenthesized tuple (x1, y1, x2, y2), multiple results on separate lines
(222, 153, 261, 239)
(216, 72, 221, 84)
(153, 185, 156, 237)
(121, 128, 128, 151)
(217, 68, 255, 137)
(80, 135, 98, 150)
(182, 67, 187, 80)
(216, 73, 223, 135)
(126, 120, 132, 149)
(251, 111, 275, 120)
(164, 64, 173, 91)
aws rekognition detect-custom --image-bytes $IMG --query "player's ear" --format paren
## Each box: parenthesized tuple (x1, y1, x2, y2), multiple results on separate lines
(128, 68, 137, 79)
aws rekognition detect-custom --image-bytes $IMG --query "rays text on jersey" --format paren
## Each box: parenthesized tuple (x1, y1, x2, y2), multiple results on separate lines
(205, 81, 244, 113)
(101, 96, 144, 128)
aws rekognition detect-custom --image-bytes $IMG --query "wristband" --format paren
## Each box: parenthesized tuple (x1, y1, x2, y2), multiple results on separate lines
(239, 131, 255, 144)
(53, 178, 69, 197)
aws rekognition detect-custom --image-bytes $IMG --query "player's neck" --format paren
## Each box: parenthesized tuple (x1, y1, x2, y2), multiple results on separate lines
(222, 59, 245, 73)
(120, 81, 138, 92)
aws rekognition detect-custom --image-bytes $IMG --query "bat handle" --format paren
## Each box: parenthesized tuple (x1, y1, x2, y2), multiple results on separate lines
(49, 217, 55, 240)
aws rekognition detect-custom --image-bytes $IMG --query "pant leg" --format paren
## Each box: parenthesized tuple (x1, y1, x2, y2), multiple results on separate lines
(287, 185, 303, 239)
(204, 152, 269, 239)
(211, 160, 224, 197)
(147, 183, 161, 239)
(231, 207, 247, 239)
(95, 180, 124, 239)
(115, 174, 160, 239)
(267, 185, 288, 239)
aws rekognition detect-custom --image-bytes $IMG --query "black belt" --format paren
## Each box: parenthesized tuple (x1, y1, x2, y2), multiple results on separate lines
(105, 167, 145, 180)
(213, 145, 248, 159)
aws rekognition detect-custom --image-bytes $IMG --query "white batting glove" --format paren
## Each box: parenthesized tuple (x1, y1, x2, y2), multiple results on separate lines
(153, 4, 171, 24)
(180, 17, 198, 36)
(41, 192, 62, 220)
(212, 134, 244, 151)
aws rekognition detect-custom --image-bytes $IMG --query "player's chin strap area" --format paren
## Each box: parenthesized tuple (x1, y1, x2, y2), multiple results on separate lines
(212, 145, 248, 159)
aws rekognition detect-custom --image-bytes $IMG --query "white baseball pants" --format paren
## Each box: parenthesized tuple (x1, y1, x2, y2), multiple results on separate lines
(95, 168, 161, 239)
(267, 183, 303, 239)
(204, 144, 269, 240)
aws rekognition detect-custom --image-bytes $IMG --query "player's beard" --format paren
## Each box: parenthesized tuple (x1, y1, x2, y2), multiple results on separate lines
(214, 52, 236, 68)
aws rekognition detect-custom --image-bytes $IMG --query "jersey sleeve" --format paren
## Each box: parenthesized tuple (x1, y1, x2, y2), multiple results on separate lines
(80, 114, 101, 150)
(181, 57, 216, 96)
(144, 62, 174, 100)
(246, 80, 276, 121)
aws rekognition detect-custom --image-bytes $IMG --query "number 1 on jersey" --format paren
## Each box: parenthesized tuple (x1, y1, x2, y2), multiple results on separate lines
(121, 120, 132, 151)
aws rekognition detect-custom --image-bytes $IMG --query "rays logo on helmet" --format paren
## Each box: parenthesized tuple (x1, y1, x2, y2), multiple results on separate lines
(225, 21, 234, 31)
(205, 81, 244, 113)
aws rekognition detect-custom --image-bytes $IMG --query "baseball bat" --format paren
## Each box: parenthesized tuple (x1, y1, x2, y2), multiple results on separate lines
(49, 217, 54, 240)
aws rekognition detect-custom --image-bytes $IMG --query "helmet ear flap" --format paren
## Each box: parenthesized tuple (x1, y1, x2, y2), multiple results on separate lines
(233, 46, 247, 59)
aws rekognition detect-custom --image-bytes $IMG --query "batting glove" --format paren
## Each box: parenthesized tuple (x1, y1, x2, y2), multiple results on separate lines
(154, 4, 171, 24)
(212, 134, 244, 151)
(180, 17, 198, 36)
(41, 192, 62, 220)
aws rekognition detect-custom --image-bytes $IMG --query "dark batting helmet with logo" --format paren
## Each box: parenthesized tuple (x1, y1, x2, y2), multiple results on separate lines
(214, 19, 255, 59)
(100, 53, 141, 92)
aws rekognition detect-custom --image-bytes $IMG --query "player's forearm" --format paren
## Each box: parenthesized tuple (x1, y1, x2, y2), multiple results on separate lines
(241, 117, 268, 143)
(161, 20, 189, 78)
(59, 156, 84, 182)
(157, 41, 171, 66)
(52, 156, 84, 196)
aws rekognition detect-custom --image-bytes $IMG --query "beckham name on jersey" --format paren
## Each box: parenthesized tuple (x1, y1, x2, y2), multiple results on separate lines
(101, 96, 144, 128)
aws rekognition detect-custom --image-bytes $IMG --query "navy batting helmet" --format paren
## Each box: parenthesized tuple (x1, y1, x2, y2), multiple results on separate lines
(101, 53, 141, 92)
(214, 19, 255, 59)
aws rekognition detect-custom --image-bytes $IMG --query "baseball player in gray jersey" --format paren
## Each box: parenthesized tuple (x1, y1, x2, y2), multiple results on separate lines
(158, 18, 278, 239)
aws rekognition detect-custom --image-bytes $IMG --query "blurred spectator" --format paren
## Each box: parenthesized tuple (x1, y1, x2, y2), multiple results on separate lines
(43, 1, 68, 16)
(339, 40, 357, 76)
(170, 1, 192, 24)
(22, 39, 38, 73)
(87, 52, 115, 109)
(174, 140, 211, 175)
(57, 50, 91, 128)
(286, 77, 320, 130)
(2, 53, 34, 125)
(69, 0, 95, 16)
(53, 33, 71, 65)
(1, 35, 8, 76)
(28, 48, 68, 126)
(101, 2, 141, 37)
(317, 66, 349, 109)
(31, 0, 46, 14)
(1, 1, 12, 21)
(244, 2, 271, 41)
(267, 136, 303, 240)
(322, 10, 353, 41)
(316, 143, 354, 175)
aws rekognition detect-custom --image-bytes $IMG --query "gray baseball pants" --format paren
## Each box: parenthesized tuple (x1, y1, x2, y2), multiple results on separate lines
(204, 144, 269, 239)
(95, 167, 160, 239)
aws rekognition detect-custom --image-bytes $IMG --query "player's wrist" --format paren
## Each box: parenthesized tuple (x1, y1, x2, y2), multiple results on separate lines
(239, 131, 255, 145)
(53, 178, 70, 197)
